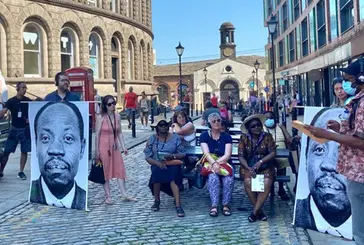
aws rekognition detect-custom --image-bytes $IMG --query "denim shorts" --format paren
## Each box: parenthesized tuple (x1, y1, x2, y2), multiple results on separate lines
(4, 126, 31, 153)
(125, 108, 136, 117)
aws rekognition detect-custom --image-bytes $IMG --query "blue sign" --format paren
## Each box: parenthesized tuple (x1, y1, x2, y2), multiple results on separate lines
(249, 81, 255, 88)
(279, 79, 285, 85)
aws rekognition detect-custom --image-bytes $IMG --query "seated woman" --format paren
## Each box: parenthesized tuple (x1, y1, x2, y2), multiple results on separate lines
(238, 114, 276, 222)
(200, 113, 233, 217)
(170, 110, 196, 146)
(144, 115, 186, 217)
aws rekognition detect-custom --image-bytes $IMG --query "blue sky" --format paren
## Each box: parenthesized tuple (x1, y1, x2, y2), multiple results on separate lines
(152, 0, 267, 65)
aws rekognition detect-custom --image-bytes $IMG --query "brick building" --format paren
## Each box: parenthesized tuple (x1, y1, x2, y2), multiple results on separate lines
(0, 0, 154, 101)
(263, 0, 364, 107)
(153, 22, 266, 109)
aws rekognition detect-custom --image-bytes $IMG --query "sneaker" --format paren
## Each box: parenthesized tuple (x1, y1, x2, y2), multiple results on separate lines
(18, 172, 26, 180)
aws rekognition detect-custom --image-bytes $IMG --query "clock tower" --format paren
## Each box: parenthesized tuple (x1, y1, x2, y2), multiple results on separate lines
(219, 22, 236, 60)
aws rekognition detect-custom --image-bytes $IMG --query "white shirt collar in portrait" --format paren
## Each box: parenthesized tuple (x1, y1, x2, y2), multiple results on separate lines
(310, 197, 352, 239)
(41, 177, 76, 209)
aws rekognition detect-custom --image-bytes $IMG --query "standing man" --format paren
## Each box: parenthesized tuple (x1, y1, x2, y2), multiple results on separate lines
(258, 93, 266, 113)
(305, 59, 364, 245)
(211, 93, 218, 108)
(44, 72, 80, 102)
(0, 82, 32, 180)
(123, 86, 137, 129)
(94, 89, 101, 115)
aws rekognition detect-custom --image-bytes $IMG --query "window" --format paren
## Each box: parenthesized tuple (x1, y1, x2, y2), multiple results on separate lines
(294, 0, 300, 20)
(268, 0, 273, 16)
(279, 40, 284, 67)
(89, 33, 100, 78)
(111, 37, 118, 52)
(340, 0, 354, 33)
(360, 0, 364, 20)
(60, 29, 75, 72)
(330, 0, 339, 40)
(139, 45, 143, 80)
(110, 0, 117, 12)
(128, 0, 133, 18)
(302, 0, 307, 11)
(87, 0, 97, 7)
(289, 31, 295, 63)
(301, 18, 309, 56)
(317, 0, 326, 47)
(283, 3, 288, 31)
(296, 25, 301, 59)
(225, 65, 232, 72)
(23, 24, 41, 76)
(309, 8, 317, 52)
(128, 40, 134, 80)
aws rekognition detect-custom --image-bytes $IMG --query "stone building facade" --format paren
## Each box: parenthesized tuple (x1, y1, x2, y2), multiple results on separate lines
(0, 0, 154, 100)
(154, 22, 266, 109)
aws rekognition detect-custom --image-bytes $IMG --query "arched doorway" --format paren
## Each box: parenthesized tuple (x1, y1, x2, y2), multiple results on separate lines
(157, 84, 169, 104)
(220, 80, 240, 103)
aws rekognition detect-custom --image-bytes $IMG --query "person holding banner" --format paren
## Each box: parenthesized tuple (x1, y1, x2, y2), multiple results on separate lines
(305, 58, 364, 244)
(95, 95, 135, 205)
(0, 82, 32, 180)
(44, 72, 80, 102)
(238, 114, 276, 222)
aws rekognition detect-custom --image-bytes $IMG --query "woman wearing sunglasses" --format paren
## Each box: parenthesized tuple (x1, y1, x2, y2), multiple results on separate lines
(95, 95, 136, 204)
(144, 114, 186, 217)
(200, 113, 233, 217)
(238, 114, 276, 222)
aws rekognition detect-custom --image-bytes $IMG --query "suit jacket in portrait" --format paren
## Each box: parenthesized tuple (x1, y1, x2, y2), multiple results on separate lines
(294, 196, 317, 230)
(29, 178, 86, 210)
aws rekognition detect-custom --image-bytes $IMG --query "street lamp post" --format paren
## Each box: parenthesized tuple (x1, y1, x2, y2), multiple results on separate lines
(175, 42, 184, 105)
(203, 67, 208, 93)
(254, 59, 260, 92)
(267, 15, 278, 121)
(251, 70, 256, 94)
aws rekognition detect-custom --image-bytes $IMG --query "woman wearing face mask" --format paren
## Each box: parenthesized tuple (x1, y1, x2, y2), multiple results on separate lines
(263, 111, 300, 199)
(331, 77, 350, 108)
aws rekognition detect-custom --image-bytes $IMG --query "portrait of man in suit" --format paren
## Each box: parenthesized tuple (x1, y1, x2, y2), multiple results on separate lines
(29, 102, 86, 210)
(294, 107, 352, 238)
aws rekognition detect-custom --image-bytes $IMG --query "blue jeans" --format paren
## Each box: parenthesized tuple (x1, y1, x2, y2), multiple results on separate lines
(347, 179, 364, 245)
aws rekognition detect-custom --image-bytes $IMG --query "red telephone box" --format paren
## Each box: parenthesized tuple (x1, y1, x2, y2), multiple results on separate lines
(65, 67, 95, 128)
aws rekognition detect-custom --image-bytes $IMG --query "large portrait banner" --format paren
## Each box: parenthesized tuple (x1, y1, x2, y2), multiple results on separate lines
(293, 106, 352, 239)
(28, 101, 89, 211)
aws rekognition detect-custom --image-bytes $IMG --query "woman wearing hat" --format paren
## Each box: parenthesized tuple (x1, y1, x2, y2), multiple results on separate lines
(144, 114, 186, 217)
(200, 112, 233, 217)
(238, 114, 276, 222)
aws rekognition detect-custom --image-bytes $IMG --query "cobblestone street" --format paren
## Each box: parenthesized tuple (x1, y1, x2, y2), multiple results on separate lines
(0, 143, 310, 245)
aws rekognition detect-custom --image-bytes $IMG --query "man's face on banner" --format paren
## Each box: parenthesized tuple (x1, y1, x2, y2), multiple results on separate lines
(36, 103, 85, 189)
(306, 108, 351, 227)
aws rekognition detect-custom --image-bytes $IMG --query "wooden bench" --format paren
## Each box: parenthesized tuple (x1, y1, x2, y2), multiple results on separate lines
(195, 125, 242, 135)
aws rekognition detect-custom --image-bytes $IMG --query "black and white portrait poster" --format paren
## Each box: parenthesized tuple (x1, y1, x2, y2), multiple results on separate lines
(28, 101, 89, 211)
(293, 107, 352, 239)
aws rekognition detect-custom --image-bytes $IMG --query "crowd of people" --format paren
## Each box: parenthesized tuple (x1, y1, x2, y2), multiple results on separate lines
(0, 60, 363, 244)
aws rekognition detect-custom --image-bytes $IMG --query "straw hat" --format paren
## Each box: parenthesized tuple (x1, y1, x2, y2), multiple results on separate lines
(240, 114, 267, 134)
(151, 113, 168, 127)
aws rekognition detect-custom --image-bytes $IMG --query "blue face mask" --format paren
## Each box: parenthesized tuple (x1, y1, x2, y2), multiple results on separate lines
(265, 119, 275, 128)
(342, 80, 357, 95)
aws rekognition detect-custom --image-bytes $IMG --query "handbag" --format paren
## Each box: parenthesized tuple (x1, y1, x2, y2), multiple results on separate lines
(196, 153, 233, 177)
(88, 158, 105, 184)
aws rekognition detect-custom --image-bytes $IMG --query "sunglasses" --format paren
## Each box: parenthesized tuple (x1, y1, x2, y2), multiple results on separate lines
(250, 123, 262, 129)
(107, 101, 116, 107)
(211, 119, 221, 124)
(158, 123, 169, 127)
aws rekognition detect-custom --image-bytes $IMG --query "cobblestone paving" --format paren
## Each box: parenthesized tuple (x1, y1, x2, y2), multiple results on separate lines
(0, 144, 310, 245)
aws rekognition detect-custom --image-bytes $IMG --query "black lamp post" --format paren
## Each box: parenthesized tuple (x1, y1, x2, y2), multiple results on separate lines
(252, 70, 256, 93)
(175, 42, 184, 105)
(254, 59, 260, 92)
(267, 15, 278, 120)
(203, 67, 208, 93)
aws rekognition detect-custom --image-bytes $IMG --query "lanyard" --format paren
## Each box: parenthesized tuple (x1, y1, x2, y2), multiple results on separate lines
(107, 113, 117, 140)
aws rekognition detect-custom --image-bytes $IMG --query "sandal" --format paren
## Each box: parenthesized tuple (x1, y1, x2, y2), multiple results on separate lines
(248, 212, 257, 222)
(258, 211, 268, 221)
(151, 200, 160, 211)
(122, 196, 137, 202)
(222, 206, 232, 216)
(176, 206, 185, 217)
(209, 207, 218, 217)
(105, 197, 113, 205)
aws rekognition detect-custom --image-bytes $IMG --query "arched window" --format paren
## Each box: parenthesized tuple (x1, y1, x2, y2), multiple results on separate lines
(127, 40, 134, 80)
(139, 45, 143, 80)
(89, 33, 100, 78)
(60, 29, 75, 71)
(23, 24, 42, 76)
(157, 84, 169, 103)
